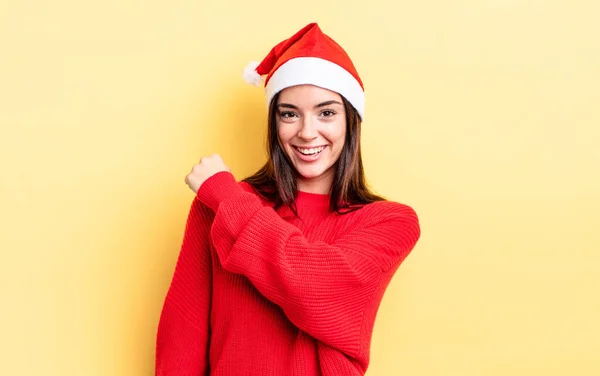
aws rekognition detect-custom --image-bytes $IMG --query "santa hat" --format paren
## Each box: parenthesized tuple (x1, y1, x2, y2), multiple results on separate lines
(243, 23, 366, 120)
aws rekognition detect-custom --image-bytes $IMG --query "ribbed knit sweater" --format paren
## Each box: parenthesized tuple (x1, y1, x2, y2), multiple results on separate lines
(155, 171, 420, 376)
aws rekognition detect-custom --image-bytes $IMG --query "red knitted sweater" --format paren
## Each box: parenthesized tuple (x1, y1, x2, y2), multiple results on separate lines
(155, 171, 420, 376)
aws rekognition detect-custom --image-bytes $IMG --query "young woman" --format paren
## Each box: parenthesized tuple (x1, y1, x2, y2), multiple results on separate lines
(156, 23, 421, 376)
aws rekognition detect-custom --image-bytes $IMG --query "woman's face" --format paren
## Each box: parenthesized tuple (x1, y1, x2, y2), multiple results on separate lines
(276, 85, 347, 193)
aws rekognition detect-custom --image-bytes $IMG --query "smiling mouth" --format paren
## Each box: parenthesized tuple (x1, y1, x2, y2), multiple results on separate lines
(295, 146, 326, 155)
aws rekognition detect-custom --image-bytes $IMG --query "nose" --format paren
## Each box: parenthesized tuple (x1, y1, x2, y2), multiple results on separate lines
(297, 116, 318, 140)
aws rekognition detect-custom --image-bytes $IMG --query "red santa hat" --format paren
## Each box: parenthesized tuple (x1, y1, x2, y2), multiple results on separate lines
(243, 23, 366, 120)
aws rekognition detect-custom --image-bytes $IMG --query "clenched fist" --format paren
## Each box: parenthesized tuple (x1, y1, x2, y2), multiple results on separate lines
(185, 154, 231, 193)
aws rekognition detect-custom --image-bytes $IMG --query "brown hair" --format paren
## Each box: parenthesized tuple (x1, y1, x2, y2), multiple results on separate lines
(242, 92, 385, 214)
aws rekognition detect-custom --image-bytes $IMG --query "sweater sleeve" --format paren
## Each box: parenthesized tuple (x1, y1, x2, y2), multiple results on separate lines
(196, 172, 420, 361)
(155, 198, 213, 376)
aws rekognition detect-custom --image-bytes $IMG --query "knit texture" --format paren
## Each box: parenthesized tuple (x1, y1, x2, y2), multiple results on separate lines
(155, 171, 421, 376)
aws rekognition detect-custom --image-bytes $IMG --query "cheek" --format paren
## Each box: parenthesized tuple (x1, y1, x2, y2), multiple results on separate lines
(276, 123, 291, 144)
(325, 121, 346, 150)
(277, 128, 295, 147)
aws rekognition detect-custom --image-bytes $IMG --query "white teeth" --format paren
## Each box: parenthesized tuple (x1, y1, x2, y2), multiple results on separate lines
(298, 146, 325, 155)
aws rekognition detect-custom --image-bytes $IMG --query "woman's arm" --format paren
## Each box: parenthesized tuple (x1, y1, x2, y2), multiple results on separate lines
(155, 199, 213, 376)
(197, 172, 420, 362)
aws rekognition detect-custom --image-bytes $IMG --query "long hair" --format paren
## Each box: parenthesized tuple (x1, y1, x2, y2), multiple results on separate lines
(242, 92, 385, 215)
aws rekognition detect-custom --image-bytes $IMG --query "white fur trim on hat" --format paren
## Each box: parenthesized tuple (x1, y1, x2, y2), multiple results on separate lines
(264, 57, 365, 120)
(243, 61, 262, 87)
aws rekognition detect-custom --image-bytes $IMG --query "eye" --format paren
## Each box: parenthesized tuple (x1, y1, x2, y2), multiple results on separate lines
(279, 111, 298, 119)
(320, 110, 336, 117)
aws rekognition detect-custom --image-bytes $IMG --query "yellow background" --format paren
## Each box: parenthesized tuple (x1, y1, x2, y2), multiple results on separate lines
(1, 0, 599, 375)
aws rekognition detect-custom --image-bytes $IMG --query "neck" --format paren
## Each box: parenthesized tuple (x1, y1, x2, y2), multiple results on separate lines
(296, 172, 333, 195)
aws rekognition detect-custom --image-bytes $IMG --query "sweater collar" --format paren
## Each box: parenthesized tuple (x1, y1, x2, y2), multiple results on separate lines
(296, 190, 331, 211)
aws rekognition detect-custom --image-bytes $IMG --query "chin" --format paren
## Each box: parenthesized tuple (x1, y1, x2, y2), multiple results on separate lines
(294, 164, 331, 180)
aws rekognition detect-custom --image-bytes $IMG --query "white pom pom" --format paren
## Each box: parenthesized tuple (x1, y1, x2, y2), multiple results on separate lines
(243, 61, 262, 87)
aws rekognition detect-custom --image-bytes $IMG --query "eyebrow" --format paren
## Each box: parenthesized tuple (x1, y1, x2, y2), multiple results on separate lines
(277, 100, 343, 110)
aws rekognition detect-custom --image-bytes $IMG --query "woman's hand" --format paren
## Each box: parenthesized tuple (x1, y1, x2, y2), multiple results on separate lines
(185, 154, 231, 193)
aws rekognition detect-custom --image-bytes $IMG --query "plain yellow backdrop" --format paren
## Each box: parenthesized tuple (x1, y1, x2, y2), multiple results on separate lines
(1, 1, 599, 375)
